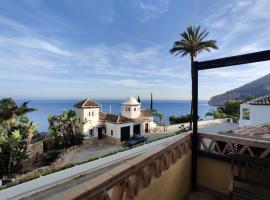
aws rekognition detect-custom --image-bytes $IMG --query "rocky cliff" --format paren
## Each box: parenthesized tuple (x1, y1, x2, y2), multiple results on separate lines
(208, 73, 270, 106)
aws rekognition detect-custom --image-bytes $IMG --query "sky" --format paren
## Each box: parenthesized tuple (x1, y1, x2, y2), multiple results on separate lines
(0, 0, 270, 100)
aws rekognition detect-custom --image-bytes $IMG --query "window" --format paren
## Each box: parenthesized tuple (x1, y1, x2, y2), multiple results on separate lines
(242, 108, 250, 120)
(128, 108, 130, 111)
(89, 112, 91, 117)
(134, 107, 136, 111)
(89, 129, 93, 137)
(111, 130, 113, 136)
(126, 108, 128, 111)
(92, 111, 94, 116)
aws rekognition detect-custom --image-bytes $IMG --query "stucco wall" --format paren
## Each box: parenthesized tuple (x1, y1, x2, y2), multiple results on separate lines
(76, 107, 100, 136)
(239, 104, 270, 127)
(105, 122, 120, 138)
(105, 122, 136, 139)
(197, 155, 231, 195)
(121, 105, 141, 118)
(135, 152, 191, 200)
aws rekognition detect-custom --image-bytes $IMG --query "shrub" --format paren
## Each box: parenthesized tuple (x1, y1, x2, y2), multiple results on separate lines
(47, 110, 84, 150)
(169, 114, 192, 124)
(42, 150, 62, 165)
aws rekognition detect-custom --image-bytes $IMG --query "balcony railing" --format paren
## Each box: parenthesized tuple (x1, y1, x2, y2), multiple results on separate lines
(198, 132, 270, 159)
(49, 131, 270, 200)
(56, 133, 191, 200)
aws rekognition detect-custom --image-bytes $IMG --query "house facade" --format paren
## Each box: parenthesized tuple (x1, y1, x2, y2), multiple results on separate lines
(74, 97, 156, 143)
(239, 95, 270, 127)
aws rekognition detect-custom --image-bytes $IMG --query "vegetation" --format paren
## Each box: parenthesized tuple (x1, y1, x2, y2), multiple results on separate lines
(205, 100, 244, 122)
(137, 96, 141, 103)
(0, 98, 38, 175)
(150, 108, 164, 125)
(176, 124, 190, 134)
(47, 110, 84, 149)
(169, 114, 192, 124)
(42, 150, 62, 166)
(170, 26, 218, 129)
(246, 95, 256, 101)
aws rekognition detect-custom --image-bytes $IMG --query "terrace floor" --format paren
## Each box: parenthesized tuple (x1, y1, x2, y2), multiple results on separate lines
(187, 190, 230, 200)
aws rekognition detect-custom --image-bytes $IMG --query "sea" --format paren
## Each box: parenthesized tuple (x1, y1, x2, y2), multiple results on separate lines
(16, 100, 214, 132)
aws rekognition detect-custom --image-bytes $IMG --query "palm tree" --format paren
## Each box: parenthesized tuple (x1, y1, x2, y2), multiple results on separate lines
(170, 26, 218, 129)
(0, 98, 36, 127)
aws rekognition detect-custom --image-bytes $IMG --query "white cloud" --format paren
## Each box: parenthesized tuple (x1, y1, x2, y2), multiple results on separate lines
(135, 0, 169, 23)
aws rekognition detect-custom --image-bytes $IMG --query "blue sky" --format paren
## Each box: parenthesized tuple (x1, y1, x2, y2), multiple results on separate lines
(0, 0, 270, 100)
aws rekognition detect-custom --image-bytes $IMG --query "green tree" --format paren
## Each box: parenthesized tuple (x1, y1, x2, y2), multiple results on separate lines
(0, 98, 37, 175)
(170, 26, 218, 129)
(0, 98, 36, 129)
(48, 110, 83, 149)
(0, 130, 28, 174)
(205, 100, 244, 122)
(246, 95, 256, 101)
(137, 96, 141, 103)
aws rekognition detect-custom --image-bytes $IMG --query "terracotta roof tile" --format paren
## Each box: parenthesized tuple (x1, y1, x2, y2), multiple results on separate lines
(99, 112, 132, 124)
(74, 98, 100, 108)
(248, 95, 270, 105)
(221, 124, 270, 141)
(140, 109, 153, 117)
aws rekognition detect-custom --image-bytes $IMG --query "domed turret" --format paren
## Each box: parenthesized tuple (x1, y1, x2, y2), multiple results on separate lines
(121, 97, 141, 118)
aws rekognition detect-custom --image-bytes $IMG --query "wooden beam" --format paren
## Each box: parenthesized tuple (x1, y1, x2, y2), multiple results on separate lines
(191, 64, 198, 191)
(195, 50, 270, 70)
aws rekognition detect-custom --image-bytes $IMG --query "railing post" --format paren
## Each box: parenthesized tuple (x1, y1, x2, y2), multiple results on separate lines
(191, 62, 198, 191)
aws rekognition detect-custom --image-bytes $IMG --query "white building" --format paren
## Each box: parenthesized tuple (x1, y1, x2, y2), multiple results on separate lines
(74, 97, 156, 143)
(239, 95, 270, 127)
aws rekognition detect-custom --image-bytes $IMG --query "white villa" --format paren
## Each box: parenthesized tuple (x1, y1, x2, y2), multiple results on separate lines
(74, 97, 156, 143)
(239, 95, 270, 127)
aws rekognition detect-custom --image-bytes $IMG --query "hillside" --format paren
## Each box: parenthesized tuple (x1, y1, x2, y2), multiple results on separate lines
(208, 73, 270, 106)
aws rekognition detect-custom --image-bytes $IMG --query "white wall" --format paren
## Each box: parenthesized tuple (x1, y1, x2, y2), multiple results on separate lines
(121, 105, 141, 119)
(239, 103, 270, 127)
(75, 107, 100, 137)
(105, 122, 135, 139)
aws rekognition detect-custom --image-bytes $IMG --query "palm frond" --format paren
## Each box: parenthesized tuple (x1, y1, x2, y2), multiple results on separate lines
(170, 26, 218, 60)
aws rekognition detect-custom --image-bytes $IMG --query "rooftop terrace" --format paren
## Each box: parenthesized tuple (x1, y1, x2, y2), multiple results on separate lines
(2, 50, 270, 200)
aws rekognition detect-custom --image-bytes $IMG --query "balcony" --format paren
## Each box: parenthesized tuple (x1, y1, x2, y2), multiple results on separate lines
(52, 128, 270, 200)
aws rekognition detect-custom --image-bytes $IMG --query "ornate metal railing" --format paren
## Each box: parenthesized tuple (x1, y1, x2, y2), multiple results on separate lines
(56, 133, 191, 200)
(198, 132, 270, 159)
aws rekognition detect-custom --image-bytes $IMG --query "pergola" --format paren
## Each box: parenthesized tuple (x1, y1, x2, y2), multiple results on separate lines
(191, 50, 270, 190)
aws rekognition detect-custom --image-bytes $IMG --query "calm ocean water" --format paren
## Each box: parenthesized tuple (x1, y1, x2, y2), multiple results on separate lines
(17, 100, 214, 132)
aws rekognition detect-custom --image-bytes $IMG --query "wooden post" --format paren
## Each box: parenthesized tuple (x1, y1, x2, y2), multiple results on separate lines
(191, 62, 198, 191)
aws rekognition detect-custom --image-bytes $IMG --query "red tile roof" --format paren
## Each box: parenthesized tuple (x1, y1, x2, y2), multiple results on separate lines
(140, 109, 153, 117)
(99, 112, 132, 124)
(74, 98, 100, 108)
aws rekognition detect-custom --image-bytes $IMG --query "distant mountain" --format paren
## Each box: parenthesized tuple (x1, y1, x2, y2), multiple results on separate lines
(208, 73, 270, 106)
